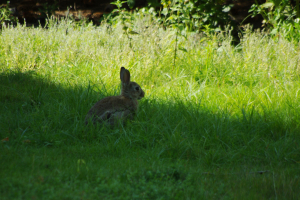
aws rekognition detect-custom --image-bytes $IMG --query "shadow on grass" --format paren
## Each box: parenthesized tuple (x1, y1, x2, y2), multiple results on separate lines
(0, 70, 91, 145)
(0, 69, 299, 166)
(0, 69, 299, 199)
(135, 98, 299, 165)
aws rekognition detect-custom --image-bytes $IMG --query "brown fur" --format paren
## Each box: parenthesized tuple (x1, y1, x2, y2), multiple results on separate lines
(85, 67, 144, 126)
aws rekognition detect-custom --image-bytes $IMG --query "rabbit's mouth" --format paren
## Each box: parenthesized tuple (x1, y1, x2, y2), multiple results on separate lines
(139, 90, 145, 99)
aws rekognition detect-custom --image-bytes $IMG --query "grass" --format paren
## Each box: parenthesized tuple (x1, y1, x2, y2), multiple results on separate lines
(0, 14, 300, 199)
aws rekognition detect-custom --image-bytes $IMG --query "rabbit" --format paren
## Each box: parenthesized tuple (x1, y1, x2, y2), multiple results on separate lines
(85, 67, 145, 126)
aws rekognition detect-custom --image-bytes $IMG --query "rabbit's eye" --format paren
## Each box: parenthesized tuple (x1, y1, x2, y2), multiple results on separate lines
(135, 86, 139, 91)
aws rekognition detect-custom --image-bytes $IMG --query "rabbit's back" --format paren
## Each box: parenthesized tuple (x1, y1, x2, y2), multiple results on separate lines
(85, 95, 138, 125)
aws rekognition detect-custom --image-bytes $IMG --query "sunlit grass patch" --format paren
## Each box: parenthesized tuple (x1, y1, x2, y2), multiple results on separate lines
(0, 13, 300, 199)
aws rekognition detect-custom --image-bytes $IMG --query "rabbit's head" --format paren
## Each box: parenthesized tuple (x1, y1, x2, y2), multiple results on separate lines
(120, 67, 144, 100)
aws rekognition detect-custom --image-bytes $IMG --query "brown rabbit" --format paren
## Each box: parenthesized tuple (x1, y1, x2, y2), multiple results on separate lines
(85, 67, 145, 126)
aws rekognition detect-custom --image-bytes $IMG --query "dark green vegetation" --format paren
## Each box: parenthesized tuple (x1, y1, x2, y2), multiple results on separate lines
(1, 8, 300, 200)
(110, 0, 300, 42)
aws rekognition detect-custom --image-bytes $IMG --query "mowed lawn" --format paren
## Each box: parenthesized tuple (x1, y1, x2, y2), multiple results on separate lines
(0, 15, 300, 199)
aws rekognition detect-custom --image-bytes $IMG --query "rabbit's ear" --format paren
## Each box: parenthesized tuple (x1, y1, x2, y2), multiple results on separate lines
(120, 67, 130, 84)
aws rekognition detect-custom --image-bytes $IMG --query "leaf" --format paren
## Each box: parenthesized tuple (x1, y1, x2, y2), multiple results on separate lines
(167, 15, 174, 21)
(222, 5, 232, 13)
(112, 9, 120, 13)
(214, 27, 221, 32)
(249, 4, 258, 13)
(192, 14, 201, 19)
(179, 47, 187, 52)
(270, 28, 278, 35)
(127, 0, 135, 9)
(171, 24, 178, 29)
(261, 2, 274, 9)
(162, 8, 169, 16)
(166, 49, 173, 54)
(178, 24, 184, 31)
(127, 30, 139, 35)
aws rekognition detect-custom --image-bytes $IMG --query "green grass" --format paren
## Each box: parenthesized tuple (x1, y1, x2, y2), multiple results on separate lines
(0, 15, 300, 199)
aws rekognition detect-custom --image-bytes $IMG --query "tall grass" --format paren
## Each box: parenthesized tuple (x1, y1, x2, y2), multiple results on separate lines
(0, 14, 299, 199)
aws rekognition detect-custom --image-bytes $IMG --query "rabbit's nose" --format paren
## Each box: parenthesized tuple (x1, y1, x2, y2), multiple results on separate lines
(140, 90, 145, 98)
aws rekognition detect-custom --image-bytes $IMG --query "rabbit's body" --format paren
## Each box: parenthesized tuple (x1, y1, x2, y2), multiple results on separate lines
(85, 95, 137, 125)
(85, 67, 144, 126)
